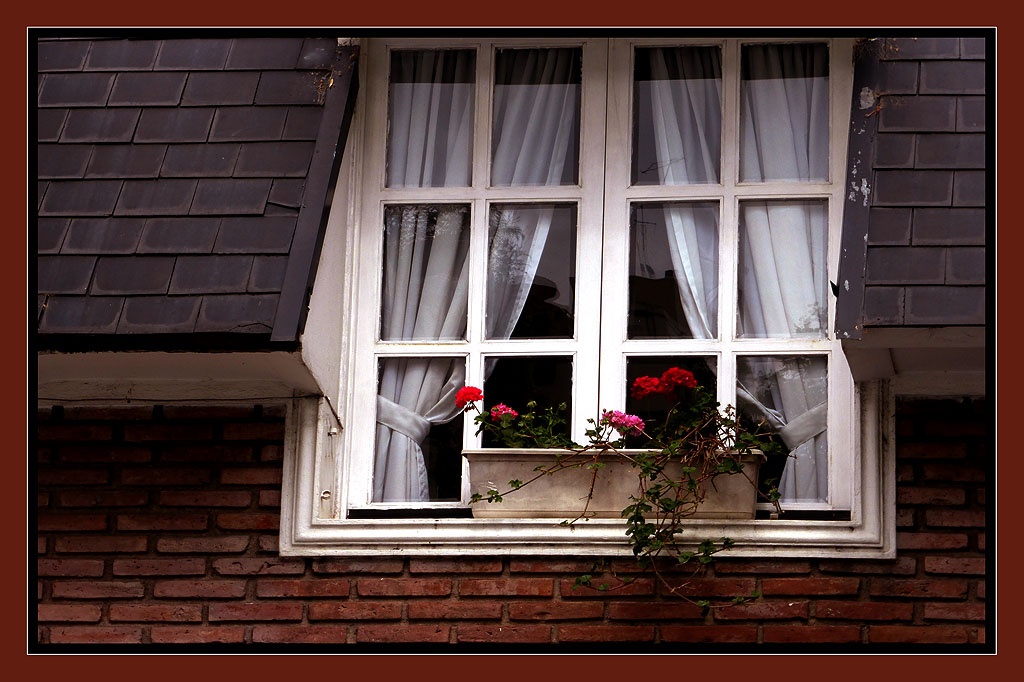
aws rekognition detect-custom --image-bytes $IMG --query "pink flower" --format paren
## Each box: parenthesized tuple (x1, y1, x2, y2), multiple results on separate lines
(600, 410, 645, 436)
(455, 386, 484, 409)
(490, 404, 519, 422)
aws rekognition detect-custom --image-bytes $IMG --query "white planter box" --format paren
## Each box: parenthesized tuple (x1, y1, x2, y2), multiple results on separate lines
(464, 448, 761, 520)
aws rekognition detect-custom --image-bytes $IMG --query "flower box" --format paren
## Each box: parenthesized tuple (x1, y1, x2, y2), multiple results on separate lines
(464, 448, 762, 520)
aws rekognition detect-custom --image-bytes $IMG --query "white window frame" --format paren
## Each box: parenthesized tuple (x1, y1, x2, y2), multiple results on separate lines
(279, 36, 896, 558)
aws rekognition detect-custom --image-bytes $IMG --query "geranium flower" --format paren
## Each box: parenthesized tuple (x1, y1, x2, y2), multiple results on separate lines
(600, 409, 645, 436)
(490, 404, 519, 422)
(659, 367, 698, 392)
(630, 375, 662, 400)
(455, 386, 484, 409)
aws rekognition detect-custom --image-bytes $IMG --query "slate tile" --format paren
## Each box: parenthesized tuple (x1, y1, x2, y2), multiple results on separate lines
(876, 61, 919, 95)
(37, 144, 93, 179)
(37, 39, 89, 72)
(267, 179, 306, 209)
(161, 143, 239, 177)
(960, 38, 987, 60)
(62, 218, 145, 254)
(916, 134, 985, 169)
(191, 179, 271, 215)
(946, 247, 985, 285)
(872, 134, 915, 168)
(37, 108, 68, 141)
(91, 256, 175, 295)
(209, 107, 288, 141)
(255, 71, 324, 105)
(85, 39, 161, 71)
(37, 181, 47, 210)
(298, 39, 339, 70)
(156, 38, 232, 70)
(873, 170, 953, 207)
(37, 255, 96, 294)
(118, 296, 201, 333)
(215, 216, 296, 253)
(38, 295, 124, 333)
(235, 141, 315, 177)
(283, 106, 323, 140)
(862, 287, 904, 326)
(866, 247, 946, 285)
(878, 96, 956, 133)
(138, 217, 221, 253)
(38, 179, 123, 216)
(169, 255, 255, 293)
(264, 204, 299, 217)
(115, 179, 198, 216)
(912, 208, 985, 245)
(226, 38, 304, 70)
(249, 256, 288, 292)
(38, 73, 114, 107)
(956, 97, 986, 132)
(181, 71, 259, 106)
(196, 294, 278, 333)
(109, 72, 187, 106)
(86, 144, 167, 178)
(867, 208, 912, 245)
(920, 61, 986, 95)
(61, 108, 141, 143)
(37, 218, 70, 253)
(135, 108, 214, 143)
(888, 38, 961, 60)
(905, 286, 985, 325)
(952, 170, 985, 207)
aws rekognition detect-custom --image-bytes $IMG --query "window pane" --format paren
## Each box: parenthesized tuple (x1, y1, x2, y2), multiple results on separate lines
(387, 49, 475, 188)
(481, 356, 573, 447)
(737, 355, 828, 504)
(737, 200, 828, 339)
(491, 47, 581, 186)
(632, 45, 722, 185)
(740, 42, 829, 182)
(629, 201, 718, 339)
(374, 356, 466, 502)
(381, 204, 470, 341)
(487, 203, 576, 339)
(623, 356, 717, 448)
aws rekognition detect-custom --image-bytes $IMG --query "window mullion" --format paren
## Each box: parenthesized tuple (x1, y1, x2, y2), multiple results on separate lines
(717, 40, 742, 411)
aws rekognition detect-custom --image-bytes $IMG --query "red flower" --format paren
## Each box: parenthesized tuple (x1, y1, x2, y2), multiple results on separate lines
(630, 376, 662, 400)
(455, 386, 484, 409)
(660, 367, 697, 392)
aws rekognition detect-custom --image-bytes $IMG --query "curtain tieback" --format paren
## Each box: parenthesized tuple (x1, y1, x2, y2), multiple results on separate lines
(376, 396, 432, 444)
(778, 401, 827, 450)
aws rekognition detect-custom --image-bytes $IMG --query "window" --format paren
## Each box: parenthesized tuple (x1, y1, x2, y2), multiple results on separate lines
(280, 37, 894, 557)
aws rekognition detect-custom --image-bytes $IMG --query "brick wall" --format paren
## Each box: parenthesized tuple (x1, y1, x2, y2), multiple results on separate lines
(34, 398, 989, 649)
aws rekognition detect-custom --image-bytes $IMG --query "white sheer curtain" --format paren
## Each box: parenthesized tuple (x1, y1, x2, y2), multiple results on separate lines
(374, 48, 580, 502)
(640, 43, 831, 503)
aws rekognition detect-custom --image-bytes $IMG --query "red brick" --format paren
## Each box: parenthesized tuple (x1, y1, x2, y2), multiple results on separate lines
(312, 558, 404, 574)
(117, 513, 209, 531)
(816, 600, 914, 621)
(921, 462, 984, 482)
(37, 559, 105, 577)
(59, 490, 149, 507)
(509, 601, 605, 621)
(222, 422, 286, 440)
(923, 556, 986, 575)
(458, 578, 552, 597)
(923, 602, 986, 621)
(62, 406, 154, 420)
(557, 625, 656, 642)
(408, 600, 503, 620)
(49, 626, 143, 644)
(153, 579, 247, 599)
(258, 489, 280, 507)
(112, 558, 207, 576)
(868, 578, 968, 599)
(308, 601, 403, 621)
(55, 536, 148, 553)
(652, 577, 758, 598)
(896, 509, 916, 528)
(897, 442, 968, 459)
(409, 558, 503, 574)
(219, 467, 282, 485)
(151, 626, 247, 644)
(37, 514, 109, 532)
(37, 604, 102, 622)
(509, 559, 601, 573)
(51, 581, 145, 599)
(160, 444, 255, 463)
(161, 405, 259, 420)
(208, 602, 304, 622)
(212, 557, 306, 575)
(356, 624, 450, 643)
(457, 624, 553, 644)
(253, 625, 350, 644)
(158, 490, 252, 507)
(38, 423, 115, 441)
(713, 560, 812, 574)
(925, 509, 986, 528)
(660, 625, 758, 643)
(897, 486, 967, 505)
(763, 625, 863, 644)
(109, 604, 204, 622)
(357, 577, 453, 597)
(156, 536, 251, 553)
(606, 600, 703, 620)
(868, 625, 969, 644)
(123, 423, 216, 441)
(819, 557, 917, 575)
(896, 532, 969, 550)
(58, 446, 153, 463)
(761, 577, 861, 596)
(256, 578, 351, 598)
(564, 577, 656, 598)
(120, 468, 211, 485)
(712, 599, 810, 621)
(216, 512, 280, 530)
(260, 444, 284, 462)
